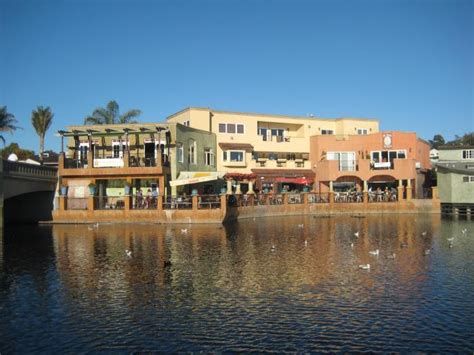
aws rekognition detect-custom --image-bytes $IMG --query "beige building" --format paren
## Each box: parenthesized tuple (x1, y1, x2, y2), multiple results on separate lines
(167, 107, 379, 192)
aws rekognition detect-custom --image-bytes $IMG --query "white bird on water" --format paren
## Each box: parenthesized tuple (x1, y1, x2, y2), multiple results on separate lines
(387, 253, 396, 259)
(354, 232, 359, 238)
(350, 243, 354, 249)
(125, 249, 132, 257)
(424, 249, 431, 255)
(369, 249, 379, 256)
(271, 245, 276, 251)
(447, 237, 455, 242)
(304, 240, 308, 247)
(298, 224, 304, 228)
(359, 264, 370, 270)
(462, 228, 467, 234)
(181, 228, 188, 234)
(421, 231, 427, 236)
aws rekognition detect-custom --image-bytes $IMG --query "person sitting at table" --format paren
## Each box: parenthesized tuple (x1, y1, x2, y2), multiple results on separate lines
(144, 188, 152, 208)
(136, 188, 143, 208)
(376, 187, 383, 202)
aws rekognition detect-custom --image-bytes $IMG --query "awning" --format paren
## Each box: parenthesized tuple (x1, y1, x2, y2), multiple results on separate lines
(169, 171, 226, 187)
(219, 143, 254, 152)
(274, 177, 313, 185)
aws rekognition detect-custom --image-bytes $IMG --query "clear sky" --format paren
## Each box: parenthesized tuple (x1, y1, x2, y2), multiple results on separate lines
(1, 0, 472, 153)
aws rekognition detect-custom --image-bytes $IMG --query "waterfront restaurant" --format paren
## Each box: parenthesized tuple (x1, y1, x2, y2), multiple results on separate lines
(310, 131, 432, 200)
(167, 107, 379, 193)
(53, 122, 220, 222)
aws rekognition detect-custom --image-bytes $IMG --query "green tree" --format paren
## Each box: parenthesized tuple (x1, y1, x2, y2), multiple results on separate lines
(31, 106, 54, 162)
(0, 142, 35, 160)
(428, 134, 446, 149)
(84, 100, 141, 125)
(447, 132, 474, 146)
(0, 106, 19, 145)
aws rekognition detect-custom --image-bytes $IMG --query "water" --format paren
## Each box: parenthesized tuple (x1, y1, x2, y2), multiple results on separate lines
(1, 215, 473, 352)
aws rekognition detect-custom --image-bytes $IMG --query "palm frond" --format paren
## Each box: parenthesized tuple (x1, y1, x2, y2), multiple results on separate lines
(0, 106, 19, 133)
(120, 109, 141, 124)
(31, 106, 54, 136)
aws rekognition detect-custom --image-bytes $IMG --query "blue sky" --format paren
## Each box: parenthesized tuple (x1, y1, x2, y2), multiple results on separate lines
(1, 0, 472, 153)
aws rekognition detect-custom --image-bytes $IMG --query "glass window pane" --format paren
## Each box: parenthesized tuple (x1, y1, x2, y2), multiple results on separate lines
(219, 123, 226, 133)
(227, 124, 236, 133)
(237, 124, 244, 134)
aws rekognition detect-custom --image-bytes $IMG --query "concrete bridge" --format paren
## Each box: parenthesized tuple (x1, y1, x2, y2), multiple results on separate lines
(0, 159, 57, 226)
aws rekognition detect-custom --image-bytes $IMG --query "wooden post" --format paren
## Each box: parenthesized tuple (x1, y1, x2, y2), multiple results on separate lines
(59, 152, 65, 171)
(123, 150, 130, 168)
(398, 179, 404, 202)
(87, 196, 95, 211)
(303, 193, 308, 205)
(59, 196, 67, 211)
(406, 179, 412, 201)
(192, 195, 198, 211)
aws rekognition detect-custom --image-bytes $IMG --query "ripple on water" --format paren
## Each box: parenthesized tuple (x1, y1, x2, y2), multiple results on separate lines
(1, 216, 473, 352)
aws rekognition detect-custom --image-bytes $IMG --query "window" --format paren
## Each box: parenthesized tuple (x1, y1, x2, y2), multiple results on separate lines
(230, 151, 243, 162)
(218, 123, 245, 134)
(222, 150, 244, 162)
(357, 128, 368, 135)
(227, 124, 236, 133)
(321, 130, 334, 135)
(462, 150, 474, 159)
(205, 149, 214, 166)
(327, 151, 356, 171)
(188, 140, 196, 164)
(177, 143, 183, 163)
(371, 150, 406, 162)
(463, 176, 474, 183)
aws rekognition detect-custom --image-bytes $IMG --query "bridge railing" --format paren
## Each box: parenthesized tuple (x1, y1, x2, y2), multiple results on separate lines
(2, 159, 57, 178)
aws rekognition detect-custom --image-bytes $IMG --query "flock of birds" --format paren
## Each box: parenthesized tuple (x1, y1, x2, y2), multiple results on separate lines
(88, 222, 469, 272)
(270, 224, 469, 272)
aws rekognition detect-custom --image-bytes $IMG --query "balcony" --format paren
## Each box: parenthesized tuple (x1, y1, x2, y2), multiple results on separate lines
(250, 159, 311, 169)
(315, 158, 418, 181)
(59, 151, 170, 178)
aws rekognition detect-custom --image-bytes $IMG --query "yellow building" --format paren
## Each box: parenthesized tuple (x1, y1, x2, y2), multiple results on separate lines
(167, 107, 379, 192)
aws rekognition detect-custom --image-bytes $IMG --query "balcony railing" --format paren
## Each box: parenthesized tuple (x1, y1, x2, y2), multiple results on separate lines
(250, 159, 311, 169)
(62, 152, 169, 170)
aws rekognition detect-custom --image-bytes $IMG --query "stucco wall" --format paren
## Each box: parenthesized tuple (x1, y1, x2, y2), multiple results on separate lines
(438, 171, 474, 204)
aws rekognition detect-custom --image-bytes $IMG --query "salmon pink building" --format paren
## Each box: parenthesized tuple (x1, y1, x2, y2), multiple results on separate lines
(310, 132, 431, 198)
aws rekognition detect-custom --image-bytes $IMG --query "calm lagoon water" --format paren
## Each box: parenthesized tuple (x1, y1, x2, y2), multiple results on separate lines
(1, 214, 473, 352)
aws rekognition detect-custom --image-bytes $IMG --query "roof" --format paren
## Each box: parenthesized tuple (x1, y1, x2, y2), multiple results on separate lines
(436, 162, 474, 175)
(218, 143, 254, 152)
(166, 107, 379, 123)
(438, 145, 474, 150)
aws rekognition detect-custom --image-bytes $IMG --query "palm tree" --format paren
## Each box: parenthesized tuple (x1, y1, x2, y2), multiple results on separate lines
(84, 100, 141, 125)
(31, 106, 54, 162)
(0, 106, 19, 145)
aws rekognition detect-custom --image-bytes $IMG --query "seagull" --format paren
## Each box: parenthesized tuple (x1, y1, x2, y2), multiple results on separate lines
(87, 226, 94, 231)
(350, 243, 354, 249)
(354, 232, 359, 238)
(449, 243, 454, 248)
(359, 264, 370, 270)
(298, 224, 304, 228)
(421, 231, 427, 236)
(125, 249, 132, 257)
(304, 240, 308, 247)
(369, 249, 379, 256)
(387, 253, 396, 259)
(181, 228, 188, 234)
(462, 228, 467, 234)
(447, 237, 455, 242)
(271, 245, 276, 251)
(424, 249, 431, 255)
(400, 242, 408, 248)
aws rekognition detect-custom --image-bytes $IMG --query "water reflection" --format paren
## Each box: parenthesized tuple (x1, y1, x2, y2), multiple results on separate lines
(1, 215, 473, 352)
